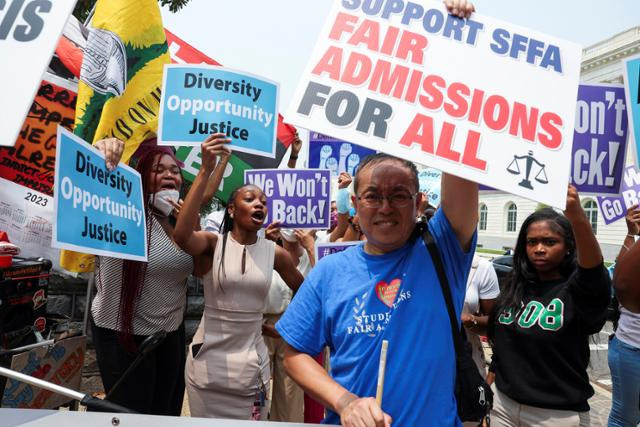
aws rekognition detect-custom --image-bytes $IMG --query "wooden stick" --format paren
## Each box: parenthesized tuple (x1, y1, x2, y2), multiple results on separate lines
(375, 339, 389, 407)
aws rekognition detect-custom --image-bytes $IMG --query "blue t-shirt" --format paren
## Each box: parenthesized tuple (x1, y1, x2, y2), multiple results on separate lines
(276, 210, 476, 426)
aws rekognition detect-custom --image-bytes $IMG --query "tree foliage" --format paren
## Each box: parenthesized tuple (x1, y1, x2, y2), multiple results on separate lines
(73, 0, 191, 22)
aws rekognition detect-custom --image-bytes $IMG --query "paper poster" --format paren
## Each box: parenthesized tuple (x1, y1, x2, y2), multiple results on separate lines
(159, 64, 279, 158)
(285, 0, 582, 209)
(2, 336, 85, 409)
(597, 165, 640, 224)
(0, 73, 77, 196)
(418, 167, 442, 207)
(316, 241, 359, 262)
(52, 128, 147, 261)
(244, 169, 331, 229)
(0, 178, 59, 266)
(308, 132, 376, 177)
(570, 83, 628, 194)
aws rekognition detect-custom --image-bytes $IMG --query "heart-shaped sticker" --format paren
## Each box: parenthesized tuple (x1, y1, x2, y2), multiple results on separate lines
(375, 279, 401, 308)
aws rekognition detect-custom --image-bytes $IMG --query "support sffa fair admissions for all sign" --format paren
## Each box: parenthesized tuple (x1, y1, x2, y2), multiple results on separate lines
(286, 0, 582, 209)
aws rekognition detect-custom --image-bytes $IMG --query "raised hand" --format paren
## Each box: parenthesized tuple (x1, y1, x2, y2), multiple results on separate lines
(94, 138, 125, 171)
(265, 221, 282, 242)
(625, 204, 640, 236)
(201, 133, 231, 174)
(337, 172, 353, 189)
(563, 184, 585, 224)
(444, 0, 475, 19)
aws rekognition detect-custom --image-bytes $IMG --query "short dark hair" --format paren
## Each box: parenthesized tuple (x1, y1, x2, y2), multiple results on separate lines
(353, 153, 419, 194)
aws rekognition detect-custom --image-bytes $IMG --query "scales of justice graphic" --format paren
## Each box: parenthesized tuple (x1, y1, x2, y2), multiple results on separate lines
(507, 151, 549, 190)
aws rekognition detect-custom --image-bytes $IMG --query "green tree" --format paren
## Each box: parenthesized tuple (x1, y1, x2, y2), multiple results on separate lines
(73, 0, 191, 22)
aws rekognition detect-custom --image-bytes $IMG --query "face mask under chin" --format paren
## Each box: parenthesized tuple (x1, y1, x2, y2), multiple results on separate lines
(150, 189, 180, 216)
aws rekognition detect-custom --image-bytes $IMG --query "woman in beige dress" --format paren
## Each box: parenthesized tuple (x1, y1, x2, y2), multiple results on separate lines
(174, 134, 303, 419)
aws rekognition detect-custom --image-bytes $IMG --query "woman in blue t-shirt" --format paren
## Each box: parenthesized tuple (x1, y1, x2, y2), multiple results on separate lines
(488, 185, 611, 427)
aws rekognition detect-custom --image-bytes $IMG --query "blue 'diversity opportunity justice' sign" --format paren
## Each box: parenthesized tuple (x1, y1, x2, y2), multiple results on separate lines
(52, 127, 147, 261)
(158, 64, 279, 158)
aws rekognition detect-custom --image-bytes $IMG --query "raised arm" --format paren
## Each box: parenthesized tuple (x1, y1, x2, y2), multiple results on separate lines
(614, 241, 640, 313)
(274, 245, 304, 292)
(564, 185, 602, 269)
(615, 205, 640, 263)
(201, 151, 230, 206)
(295, 229, 316, 267)
(330, 172, 352, 242)
(440, 173, 478, 251)
(173, 134, 230, 256)
(613, 205, 640, 312)
(287, 133, 302, 169)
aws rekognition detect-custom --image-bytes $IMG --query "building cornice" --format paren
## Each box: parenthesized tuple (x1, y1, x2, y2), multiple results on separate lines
(581, 26, 640, 71)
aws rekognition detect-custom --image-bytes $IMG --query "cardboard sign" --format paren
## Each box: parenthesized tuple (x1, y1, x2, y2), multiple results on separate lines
(2, 336, 85, 409)
(623, 55, 640, 165)
(285, 1, 581, 209)
(0, 0, 76, 148)
(52, 128, 147, 261)
(159, 64, 279, 158)
(597, 165, 640, 224)
(418, 167, 442, 207)
(316, 241, 359, 262)
(308, 132, 376, 177)
(164, 30, 294, 203)
(570, 83, 628, 194)
(244, 169, 331, 228)
(0, 73, 77, 196)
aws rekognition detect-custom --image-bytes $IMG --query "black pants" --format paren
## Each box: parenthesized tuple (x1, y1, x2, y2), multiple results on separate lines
(91, 320, 186, 415)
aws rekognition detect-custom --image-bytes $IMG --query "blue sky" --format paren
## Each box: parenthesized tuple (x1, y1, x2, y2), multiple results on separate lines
(161, 0, 639, 111)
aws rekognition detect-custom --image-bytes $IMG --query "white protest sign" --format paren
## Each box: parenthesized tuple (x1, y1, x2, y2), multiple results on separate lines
(0, 0, 77, 147)
(286, 0, 581, 209)
(0, 177, 59, 267)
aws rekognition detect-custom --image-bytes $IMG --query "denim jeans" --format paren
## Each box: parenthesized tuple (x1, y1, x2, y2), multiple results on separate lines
(608, 336, 640, 427)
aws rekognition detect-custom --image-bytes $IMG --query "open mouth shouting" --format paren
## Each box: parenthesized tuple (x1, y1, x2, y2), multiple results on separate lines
(160, 181, 178, 191)
(251, 209, 266, 224)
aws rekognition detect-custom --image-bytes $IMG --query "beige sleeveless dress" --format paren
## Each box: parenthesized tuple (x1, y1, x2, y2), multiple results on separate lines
(185, 233, 274, 419)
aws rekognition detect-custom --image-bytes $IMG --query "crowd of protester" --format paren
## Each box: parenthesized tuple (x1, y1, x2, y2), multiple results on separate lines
(85, 128, 640, 427)
(80, 1, 640, 426)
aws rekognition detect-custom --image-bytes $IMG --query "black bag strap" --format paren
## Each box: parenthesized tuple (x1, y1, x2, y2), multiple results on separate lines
(421, 227, 465, 356)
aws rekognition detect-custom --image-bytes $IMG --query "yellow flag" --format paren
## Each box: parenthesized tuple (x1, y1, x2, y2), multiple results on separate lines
(61, 0, 168, 272)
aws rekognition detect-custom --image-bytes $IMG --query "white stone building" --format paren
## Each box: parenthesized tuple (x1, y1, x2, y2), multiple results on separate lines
(477, 26, 640, 261)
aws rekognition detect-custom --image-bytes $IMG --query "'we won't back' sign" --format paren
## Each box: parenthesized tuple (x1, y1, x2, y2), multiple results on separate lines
(244, 169, 331, 229)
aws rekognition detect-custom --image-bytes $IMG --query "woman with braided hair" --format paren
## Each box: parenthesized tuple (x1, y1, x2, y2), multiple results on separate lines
(91, 145, 193, 415)
(173, 133, 303, 419)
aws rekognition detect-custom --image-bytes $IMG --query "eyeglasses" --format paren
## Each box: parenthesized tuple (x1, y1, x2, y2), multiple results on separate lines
(356, 192, 418, 208)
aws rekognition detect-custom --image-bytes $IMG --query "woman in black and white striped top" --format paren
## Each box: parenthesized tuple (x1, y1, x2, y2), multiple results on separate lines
(90, 146, 194, 415)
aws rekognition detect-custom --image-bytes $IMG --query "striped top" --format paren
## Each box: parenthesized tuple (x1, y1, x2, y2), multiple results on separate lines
(91, 215, 193, 335)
